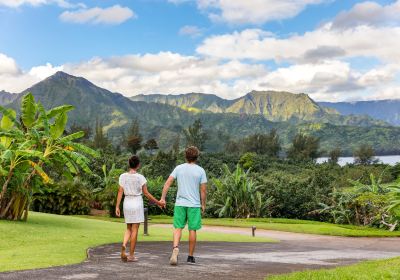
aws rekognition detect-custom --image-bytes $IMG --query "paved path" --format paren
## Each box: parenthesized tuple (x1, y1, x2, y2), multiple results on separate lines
(2, 225, 400, 280)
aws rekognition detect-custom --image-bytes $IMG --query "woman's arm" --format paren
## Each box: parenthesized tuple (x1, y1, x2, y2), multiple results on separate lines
(142, 184, 163, 206)
(115, 186, 124, 217)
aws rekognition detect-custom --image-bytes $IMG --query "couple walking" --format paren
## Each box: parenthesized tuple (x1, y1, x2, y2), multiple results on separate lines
(115, 146, 207, 265)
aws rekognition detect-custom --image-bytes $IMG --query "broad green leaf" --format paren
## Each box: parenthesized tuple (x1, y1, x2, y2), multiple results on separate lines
(60, 131, 85, 142)
(47, 105, 74, 119)
(66, 142, 99, 158)
(1, 108, 16, 130)
(0, 106, 17, 125)
(63, 151, 91, 174)
(15, 150, 44, 159)
(21, 93, 37, 128)
(50, 112, 68, 139)
(0, 108, 17, 148)
(36, 102, 50, 134)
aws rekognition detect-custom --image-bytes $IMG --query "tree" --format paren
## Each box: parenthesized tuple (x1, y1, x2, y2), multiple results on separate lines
(329, 147, 342, 164)
(172, 134, 180, 155)
(144, 138, 159, 154)
(243, 129, 281, 157)
(354, 144, 376, 165)
(93, 120, 110, 150)
(287, 134, 320, 161)
(183, 119, 207, 150)
(126, 119, 143, 154)
(0, 93, 98, 220)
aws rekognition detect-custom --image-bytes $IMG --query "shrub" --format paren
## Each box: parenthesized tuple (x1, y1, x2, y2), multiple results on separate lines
(32, 179, 91, 215)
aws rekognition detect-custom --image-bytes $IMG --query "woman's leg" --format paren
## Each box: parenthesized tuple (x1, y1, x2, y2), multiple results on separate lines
(129, 223, 140, 257)
(121, 224, 132, 261)
(123, 224, 132, 247)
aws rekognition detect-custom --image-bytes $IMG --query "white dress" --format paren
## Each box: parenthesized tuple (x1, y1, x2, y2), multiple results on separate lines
(119, 172, 147, 224)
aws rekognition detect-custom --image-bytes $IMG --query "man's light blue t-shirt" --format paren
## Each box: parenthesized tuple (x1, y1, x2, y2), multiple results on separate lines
(170, 163, 207, 208)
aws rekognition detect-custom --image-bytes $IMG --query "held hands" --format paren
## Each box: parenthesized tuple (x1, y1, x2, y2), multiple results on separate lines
(158, 198, 166, 208)
(115, 207, 120, 217)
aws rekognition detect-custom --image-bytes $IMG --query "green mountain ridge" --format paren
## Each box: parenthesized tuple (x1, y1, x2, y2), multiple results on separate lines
(131, 91, 387, 126)
(0, 90, 18, 106)
(3, 71, 400, 155)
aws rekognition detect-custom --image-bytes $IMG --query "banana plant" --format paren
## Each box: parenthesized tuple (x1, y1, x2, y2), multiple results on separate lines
(208, 164, 272, 218)
(0, 93, 99, 221)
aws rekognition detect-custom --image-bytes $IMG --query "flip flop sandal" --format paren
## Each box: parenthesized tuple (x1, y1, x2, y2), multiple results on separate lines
(121, 245, 128, 262)
(127, 256, 139, 262)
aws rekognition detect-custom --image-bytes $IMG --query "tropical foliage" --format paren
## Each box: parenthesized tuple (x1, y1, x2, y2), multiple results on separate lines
(208, 165, 273, 218)
(0, 93, 98, 220)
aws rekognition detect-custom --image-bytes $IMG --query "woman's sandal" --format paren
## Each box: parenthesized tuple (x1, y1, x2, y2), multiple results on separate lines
(127, 256, 139, 262)
(121, 245, 128, 262)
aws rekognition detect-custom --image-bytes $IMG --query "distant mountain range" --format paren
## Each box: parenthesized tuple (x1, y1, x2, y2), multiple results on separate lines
(1, 71, 400, 155)
(131, 92, 387, 127)
(319, 100, 400, 126)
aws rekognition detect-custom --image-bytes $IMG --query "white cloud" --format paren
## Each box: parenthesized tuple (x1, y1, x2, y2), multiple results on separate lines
(0, 53, 20, 75)
(179, 25, 203, 37)
(332, 0, 400, 29)
(29, 63, 64, 79)
(0, 0, 85, 8)
(192, 1, 400, 101)
(197, 25, 400, 64)
(2, 51, 399, 102)
(59, 5, 135, 25)
(0, 53, 64, 92)
(65, 52, 267, 99)
(196, 0, 327, 24)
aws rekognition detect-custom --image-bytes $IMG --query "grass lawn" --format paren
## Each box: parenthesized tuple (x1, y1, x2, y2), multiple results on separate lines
(267, 257, 400, 279)
(144, 216, 400, 237)
(0, 212, 274, 272)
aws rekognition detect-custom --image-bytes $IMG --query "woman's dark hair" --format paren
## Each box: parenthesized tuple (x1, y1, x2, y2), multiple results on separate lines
(185, 146, 200, 162)
(128, 155, 140, 169)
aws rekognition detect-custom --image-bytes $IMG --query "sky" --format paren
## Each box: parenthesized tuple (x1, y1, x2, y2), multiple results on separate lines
(0, 0, 399, 101)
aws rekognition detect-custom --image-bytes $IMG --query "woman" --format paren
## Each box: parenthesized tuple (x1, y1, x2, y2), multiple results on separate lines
(115, 155, 164, 262)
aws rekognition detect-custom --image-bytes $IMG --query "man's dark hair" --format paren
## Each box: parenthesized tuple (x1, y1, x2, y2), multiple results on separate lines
(185, 146, 200, 162)
(128, 155, 140, 169)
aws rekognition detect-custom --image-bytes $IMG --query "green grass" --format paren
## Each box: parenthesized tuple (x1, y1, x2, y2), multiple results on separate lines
(267, 257, 400, 280)
(0, 212, 274, 272)
(143, 216, 400, 237)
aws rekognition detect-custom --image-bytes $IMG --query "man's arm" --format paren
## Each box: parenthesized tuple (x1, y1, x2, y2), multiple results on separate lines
(115, 186, 124, 217)
(200, 183, 207, 214)
(160, 176, 174, 206)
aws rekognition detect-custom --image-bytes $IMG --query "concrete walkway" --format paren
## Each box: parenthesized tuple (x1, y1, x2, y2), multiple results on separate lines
(2, 225, 400, 280)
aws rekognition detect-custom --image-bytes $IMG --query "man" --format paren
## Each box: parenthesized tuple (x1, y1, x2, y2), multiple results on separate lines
(160, 146, 207, 265)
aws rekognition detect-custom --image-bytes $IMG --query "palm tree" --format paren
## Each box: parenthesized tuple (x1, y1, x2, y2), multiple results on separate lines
(0, 93, 98, 220)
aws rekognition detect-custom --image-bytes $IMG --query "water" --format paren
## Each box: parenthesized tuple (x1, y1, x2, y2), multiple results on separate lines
(317, 155, 400, 166)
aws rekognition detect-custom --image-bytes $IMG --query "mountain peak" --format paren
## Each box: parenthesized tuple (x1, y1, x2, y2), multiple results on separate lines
(39, 71, 96, 89)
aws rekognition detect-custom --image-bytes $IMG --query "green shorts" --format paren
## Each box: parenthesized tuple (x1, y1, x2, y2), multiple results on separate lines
(173, 206, 202, 231)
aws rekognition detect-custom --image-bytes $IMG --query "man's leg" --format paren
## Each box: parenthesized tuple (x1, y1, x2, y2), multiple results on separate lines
(173, 228, 183, 248)
(170, 206, 187, 265)
(186, 207, 201, 264)
(188, 230, 196, 256)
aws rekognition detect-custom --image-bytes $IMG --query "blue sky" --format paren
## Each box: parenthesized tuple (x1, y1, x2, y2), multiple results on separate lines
(0, 0, 399, 101)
